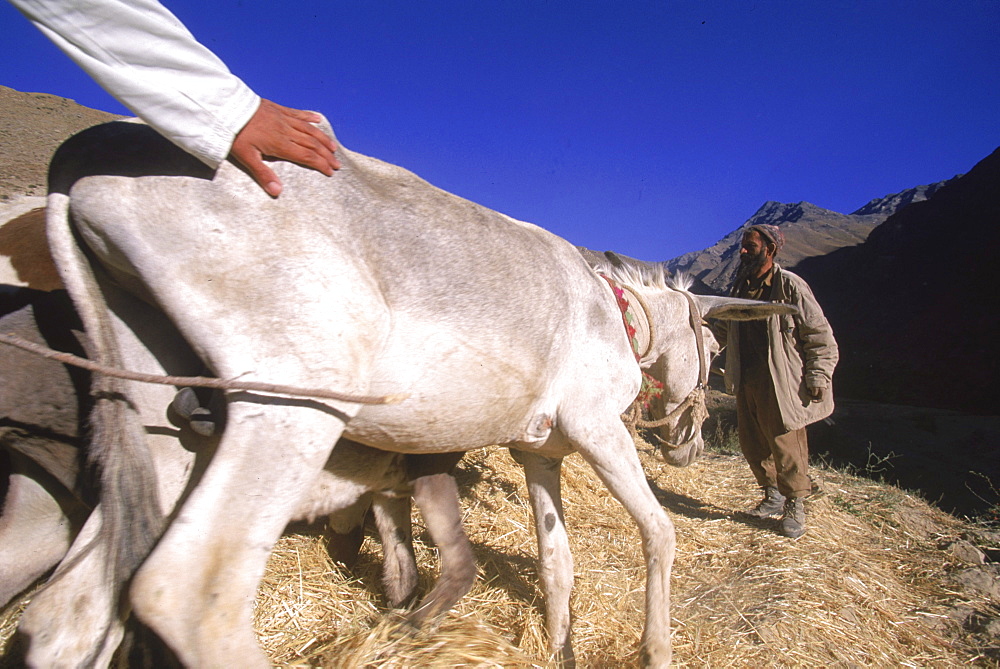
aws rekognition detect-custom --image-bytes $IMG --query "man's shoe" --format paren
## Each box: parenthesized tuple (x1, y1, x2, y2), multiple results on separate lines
(745, 486, 786, 518)
(779, 497, 806, 538)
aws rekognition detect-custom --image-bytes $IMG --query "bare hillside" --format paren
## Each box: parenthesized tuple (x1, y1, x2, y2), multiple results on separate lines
(797, 146, 1000, 416)
(0, 85, 121, 199)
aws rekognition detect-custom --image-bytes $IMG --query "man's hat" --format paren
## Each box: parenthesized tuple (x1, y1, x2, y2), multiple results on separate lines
(746, 224, 785, 253)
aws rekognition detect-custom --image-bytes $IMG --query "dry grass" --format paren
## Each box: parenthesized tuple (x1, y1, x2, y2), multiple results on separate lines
(250, 439, 989, 667)
(3, 434, 995, 667)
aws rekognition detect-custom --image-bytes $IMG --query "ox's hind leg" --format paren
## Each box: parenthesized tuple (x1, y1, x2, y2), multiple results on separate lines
(372, 494, 419, 607)
(331, 452, 474, 622)
(129, 398, 351, 668)
(510, 449, 575, 666)
(564, 416, 675, 668)
(406, 452, 475, 625)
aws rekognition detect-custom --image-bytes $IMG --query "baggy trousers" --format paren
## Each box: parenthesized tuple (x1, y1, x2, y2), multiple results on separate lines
(736, 367, 812, 498)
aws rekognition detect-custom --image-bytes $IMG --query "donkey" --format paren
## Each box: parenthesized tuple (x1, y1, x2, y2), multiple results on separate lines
(0, 290, 90, 610)
(26, 118, 792, 668)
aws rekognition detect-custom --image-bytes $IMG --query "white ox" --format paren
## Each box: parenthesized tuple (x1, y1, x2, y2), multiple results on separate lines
(25, 119, 791, 667)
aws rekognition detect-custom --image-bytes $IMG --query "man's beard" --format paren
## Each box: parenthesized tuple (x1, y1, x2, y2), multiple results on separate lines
(736, 249, 768, 282)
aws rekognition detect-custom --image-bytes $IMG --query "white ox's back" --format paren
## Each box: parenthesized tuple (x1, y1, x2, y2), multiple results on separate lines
(60, 121, 633, 454)
(36, 119, 678, 667)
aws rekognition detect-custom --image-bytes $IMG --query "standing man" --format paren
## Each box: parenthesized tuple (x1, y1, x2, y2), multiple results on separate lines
(719, 224, 838, 538)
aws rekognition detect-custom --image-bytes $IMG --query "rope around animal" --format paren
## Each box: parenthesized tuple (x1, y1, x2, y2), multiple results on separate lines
(0, 332, 407, 405)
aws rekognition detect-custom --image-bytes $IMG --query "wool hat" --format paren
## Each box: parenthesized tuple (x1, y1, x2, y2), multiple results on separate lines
(746, 224, 785, 253)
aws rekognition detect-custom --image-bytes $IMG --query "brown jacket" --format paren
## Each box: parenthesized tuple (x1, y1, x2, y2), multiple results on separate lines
(721, 265, 839, 432)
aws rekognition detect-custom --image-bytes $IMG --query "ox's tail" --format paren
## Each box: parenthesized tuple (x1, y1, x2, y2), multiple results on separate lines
(45, 192, 165, 591)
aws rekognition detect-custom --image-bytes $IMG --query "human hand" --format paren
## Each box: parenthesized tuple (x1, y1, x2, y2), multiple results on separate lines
(809, 386, 827, 403)
(230, 99, 341, 197)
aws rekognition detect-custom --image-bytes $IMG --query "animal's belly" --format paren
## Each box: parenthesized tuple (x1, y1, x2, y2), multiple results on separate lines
(347, 399, 534, 452)
(347, 333, 556, 452)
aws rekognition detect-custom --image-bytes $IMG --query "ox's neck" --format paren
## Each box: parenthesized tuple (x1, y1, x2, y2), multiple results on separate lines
(643, 287, 703, 378)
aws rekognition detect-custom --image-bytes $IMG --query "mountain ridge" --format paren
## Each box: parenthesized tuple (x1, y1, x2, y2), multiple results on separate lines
(664, 182, 957, 294)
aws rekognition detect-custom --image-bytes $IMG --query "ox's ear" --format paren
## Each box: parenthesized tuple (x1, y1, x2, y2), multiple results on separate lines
(696, 296, 798, 321)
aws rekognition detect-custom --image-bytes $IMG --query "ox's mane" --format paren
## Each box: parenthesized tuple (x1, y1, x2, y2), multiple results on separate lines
(586, 251, 692, 293)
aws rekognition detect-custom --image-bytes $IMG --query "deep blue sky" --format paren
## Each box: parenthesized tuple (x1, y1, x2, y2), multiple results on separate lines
(3, 1, 998, 261)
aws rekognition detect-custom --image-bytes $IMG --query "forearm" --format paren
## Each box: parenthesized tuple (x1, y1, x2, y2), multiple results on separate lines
(10, 0, 259, 167)
(800, 332, 838, 388)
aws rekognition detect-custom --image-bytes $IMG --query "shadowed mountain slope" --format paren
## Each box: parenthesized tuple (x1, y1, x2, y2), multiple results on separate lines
(795, 147, 1000, 415)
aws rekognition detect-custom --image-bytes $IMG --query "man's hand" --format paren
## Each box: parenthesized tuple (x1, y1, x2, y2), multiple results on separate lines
(809, 386, 827, 403)
(230, 99, 341, 197)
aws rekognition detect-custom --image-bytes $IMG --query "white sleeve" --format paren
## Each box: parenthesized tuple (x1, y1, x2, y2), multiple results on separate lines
(9, 0, 260, 168)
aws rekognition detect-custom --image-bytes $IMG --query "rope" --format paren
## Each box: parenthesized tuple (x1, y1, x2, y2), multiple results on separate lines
(624, 386, 709, 451)
(634, 385, 706, 429)
(0, 332, 407, 405)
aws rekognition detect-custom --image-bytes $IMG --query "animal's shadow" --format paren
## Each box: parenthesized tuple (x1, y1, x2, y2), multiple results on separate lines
(287, 515, 540, 618)
(645, 475, 779, 532)
(285, 450, 555, 622)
